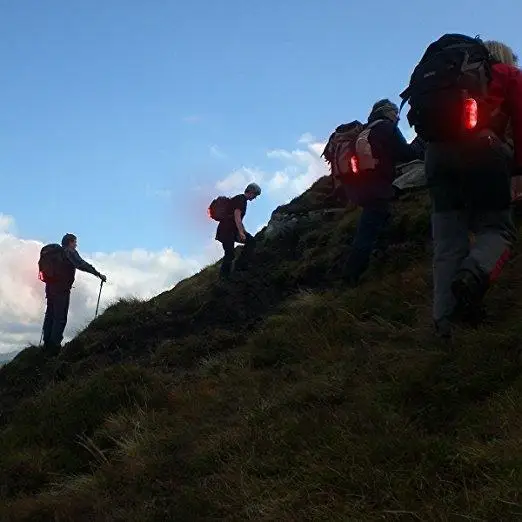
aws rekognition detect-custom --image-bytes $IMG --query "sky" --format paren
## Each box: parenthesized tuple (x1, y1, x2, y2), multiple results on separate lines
(1, 0, 521, 353)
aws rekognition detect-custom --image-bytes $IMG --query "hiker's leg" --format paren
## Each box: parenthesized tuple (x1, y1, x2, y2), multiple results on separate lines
(452, 147, 515, 309)
(425, 143, 470, 334)
(431, 210, 469, 324)
(220, 239, 235, 278)
(344, 204, 390, 283)
(373, 206, 392, 256)
(235, 233, 256, 270)
(456, 208, 516, 301)
(42, 287, 54, 347)
(49, 290, 70, 347)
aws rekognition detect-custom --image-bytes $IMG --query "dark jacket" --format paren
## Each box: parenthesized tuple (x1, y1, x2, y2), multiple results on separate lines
(346, 115, 423, 206)
(48, 247, 100, 291)
(215, 194, 248, 243)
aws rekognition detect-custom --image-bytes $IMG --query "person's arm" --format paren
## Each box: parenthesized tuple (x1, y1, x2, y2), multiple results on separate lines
(506, 67, 522, 174)
(391, 124, 423, 163)
(409, 135, 426, 160)
(65, 248, 105, 280)
(234, 208, 246, 238)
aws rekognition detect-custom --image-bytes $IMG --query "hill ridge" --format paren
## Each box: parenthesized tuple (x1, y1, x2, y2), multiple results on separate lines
(2, 175, 522, 521)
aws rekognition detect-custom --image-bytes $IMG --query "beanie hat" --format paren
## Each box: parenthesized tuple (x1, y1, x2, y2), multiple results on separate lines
(368, 99, 399, 122)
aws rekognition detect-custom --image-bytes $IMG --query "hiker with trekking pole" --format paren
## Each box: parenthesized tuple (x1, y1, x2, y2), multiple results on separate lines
(37, 233, 107, 356)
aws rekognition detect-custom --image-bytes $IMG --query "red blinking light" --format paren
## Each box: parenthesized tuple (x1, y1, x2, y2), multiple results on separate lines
(464, 98, 478, 130)
(350, 155, 359, 175)
(38, 271, 45, 282)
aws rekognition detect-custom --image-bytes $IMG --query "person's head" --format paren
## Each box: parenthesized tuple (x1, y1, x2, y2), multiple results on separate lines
(369, 98, 399, 123)
(61, 233, 77, 249)
(244, 182, 262, 201)
(484, 40, 519, 67)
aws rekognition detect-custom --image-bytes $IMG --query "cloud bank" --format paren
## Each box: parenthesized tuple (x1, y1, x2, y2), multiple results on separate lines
(216, 133, 328, 203)
(0, 215, 220, 354)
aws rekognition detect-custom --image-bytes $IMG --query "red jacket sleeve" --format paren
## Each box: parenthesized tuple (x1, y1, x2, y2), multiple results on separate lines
(505, 66, 522, 167)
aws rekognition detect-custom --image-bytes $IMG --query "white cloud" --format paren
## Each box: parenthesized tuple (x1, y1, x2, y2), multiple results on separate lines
(298, 132, 315, 144)
(0, 214, 215, 354)
(216, 135, 328, 203)
(209, 145, 226, 159)
(215, 167, 264, 193)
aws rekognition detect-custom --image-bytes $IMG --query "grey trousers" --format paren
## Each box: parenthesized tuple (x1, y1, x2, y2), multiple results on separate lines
(431, 209, 516, 322)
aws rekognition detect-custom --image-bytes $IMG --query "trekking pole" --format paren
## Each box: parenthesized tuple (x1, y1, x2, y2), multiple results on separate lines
(94, 280, 104, 319)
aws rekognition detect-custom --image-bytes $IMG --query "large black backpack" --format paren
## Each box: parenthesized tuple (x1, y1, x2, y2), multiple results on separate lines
(208, 196, 232, 222)
(38, 243, 69, 283)
(399, 33, 497, 142)
(321, 120, 365, 186)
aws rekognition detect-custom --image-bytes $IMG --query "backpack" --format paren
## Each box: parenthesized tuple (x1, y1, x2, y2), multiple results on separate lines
(399, 33, 497, 142)
(321, 120, 365, 185)
(208, 196, 232, 221)
(38, 243, 69, 283)
(352, 119, 385, 172)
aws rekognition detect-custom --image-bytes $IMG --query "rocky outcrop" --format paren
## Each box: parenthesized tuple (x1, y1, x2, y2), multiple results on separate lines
(392, 160, 427, 194)
(262, 161, 428, 242)
(263, 207, 346, 242)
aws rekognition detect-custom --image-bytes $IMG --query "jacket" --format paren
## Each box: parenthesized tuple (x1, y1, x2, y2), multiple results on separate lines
(47, 247, 100, 291)
(487, 62, 522, 169)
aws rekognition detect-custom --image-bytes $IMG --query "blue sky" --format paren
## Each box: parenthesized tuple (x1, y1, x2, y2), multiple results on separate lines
(1, 0, 521, 258)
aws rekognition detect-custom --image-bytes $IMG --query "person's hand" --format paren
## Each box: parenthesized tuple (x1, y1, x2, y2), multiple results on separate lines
(99, 273, 107, 283)
(239, 231, 246, 242)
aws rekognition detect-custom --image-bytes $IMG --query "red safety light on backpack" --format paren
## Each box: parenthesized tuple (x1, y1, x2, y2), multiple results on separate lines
(350, 155, 359, 175)
(463, 98, 478, 130)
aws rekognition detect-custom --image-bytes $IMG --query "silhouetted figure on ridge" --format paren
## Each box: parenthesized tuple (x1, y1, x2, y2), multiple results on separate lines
(38, 233, 107, 355)
(208, 183, 261, 280)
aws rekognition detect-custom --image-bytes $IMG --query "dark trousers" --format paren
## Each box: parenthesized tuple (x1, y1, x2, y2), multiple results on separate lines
(344, 203, 391, 283)
(220, 233, 256, 277)
(42, 285, 71, 348)
(431, 209, 515, 322)
(425, 140, 516, 322)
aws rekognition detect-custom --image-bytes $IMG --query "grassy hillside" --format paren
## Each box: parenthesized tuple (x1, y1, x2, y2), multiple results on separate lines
(2, 176, 522, 521)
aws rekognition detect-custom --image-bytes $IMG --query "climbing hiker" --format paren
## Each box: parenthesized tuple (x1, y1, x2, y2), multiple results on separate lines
(38, 233, 107, 354)
(336, 99, 424, 285)
(399, 35, 522, 339)
(209, 183, 262, 280)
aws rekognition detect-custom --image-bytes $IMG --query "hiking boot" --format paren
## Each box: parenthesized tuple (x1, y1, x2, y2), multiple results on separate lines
(42, 342, 61, 356)
(434, 317, 453, 341)
(451, 269, 487, 324)
(372, 248, 388, 262)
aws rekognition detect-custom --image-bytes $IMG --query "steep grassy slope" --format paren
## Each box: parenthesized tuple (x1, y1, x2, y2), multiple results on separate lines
(2, 177, 522, 521)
